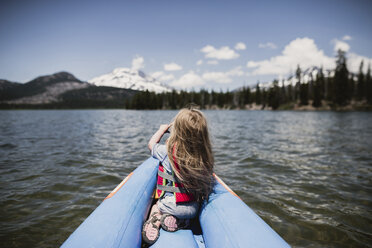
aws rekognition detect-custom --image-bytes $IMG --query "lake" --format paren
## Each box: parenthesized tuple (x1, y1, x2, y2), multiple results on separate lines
(0, 110, 371, 247)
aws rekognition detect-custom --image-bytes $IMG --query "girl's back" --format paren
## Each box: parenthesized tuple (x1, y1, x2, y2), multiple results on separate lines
(142, 108, 214, 245)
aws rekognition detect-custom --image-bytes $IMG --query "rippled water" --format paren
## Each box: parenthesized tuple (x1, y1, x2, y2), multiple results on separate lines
(0, 110, 371, 248)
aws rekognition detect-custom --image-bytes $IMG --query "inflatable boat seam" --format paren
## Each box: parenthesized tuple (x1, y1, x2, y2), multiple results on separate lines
(207, 203, 239, 248)
(115, 163, 158, 247)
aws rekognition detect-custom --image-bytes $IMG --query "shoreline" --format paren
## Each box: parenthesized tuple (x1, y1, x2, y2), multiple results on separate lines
(204, 100, 372, 111)
(1, 100, 372, 111)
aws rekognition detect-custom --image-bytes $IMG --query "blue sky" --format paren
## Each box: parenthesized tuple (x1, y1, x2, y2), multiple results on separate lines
(1, 0, 371, 90)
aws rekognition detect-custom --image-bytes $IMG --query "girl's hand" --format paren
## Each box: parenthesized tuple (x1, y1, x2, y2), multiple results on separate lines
(159, 124, 171, 133)
(148, 123, 171, 151)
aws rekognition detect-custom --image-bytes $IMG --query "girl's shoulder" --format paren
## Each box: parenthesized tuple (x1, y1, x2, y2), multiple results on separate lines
(152, 144, 172, 173)
(151, 144, 168, 161)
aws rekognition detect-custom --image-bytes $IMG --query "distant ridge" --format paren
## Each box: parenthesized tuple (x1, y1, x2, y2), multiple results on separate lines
(254, 66, 332, 89)
(0, 71, 90, 104)
(0, 71, 137, 108)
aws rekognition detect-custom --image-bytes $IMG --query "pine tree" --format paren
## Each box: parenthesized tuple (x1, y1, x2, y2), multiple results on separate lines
(318, 67, 325, 100)
(170, 90, 177, 109)
(199, 89, 208, 109)
(296, 65, 309, 106)
(299, 82, 309, 105)
(308, 73, 314, 101)
(312, 70, 322, 107)
(225, 90, 234, 108)
(268, 80, 280, 110)
(357, 60, 365, 100)
(366, 64, 372, 104)
(211, 90, 217, 105)
(261, 89, 268, 108)
(287, 84, 294, 102)
(217, 90, 224, 108)
(333, 50, 350, 106)
(245, 87, 252, 104)
(295, 65, 301, 101)
(238, 87, 245, 107)
(349, 73, 355, 101)
(255, 83, 262, 105)
(280, 82, 287, 104)
(325, 71, 333, 101)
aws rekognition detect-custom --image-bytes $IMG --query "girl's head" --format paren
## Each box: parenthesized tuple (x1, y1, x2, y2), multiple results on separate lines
(167, 108, 214, 202)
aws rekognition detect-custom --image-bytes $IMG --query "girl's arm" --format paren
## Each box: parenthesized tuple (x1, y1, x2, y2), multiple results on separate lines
(148, 124, 170, 151)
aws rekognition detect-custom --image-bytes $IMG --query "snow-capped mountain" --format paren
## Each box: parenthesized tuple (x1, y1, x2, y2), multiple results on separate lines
(283, 66, 334, 87)
(257, 66, 335, 89)
(89, 68, 172, 93)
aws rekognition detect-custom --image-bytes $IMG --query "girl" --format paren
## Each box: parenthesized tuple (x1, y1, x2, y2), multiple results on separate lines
(142, 108, 215, 245)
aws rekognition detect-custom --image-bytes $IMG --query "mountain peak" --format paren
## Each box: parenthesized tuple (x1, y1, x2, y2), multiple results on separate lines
(89, 67, 172, 93)
(27, 71, 84, 85)
(52, 71, 79, 81)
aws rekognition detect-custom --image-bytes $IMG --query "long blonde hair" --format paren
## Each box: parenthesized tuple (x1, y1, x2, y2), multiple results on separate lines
(167, 108, 214, 202)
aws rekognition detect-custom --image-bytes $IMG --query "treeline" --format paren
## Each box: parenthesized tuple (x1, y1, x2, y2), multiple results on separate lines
(125, 89, 234, 109)
(126, 50, 372, 110)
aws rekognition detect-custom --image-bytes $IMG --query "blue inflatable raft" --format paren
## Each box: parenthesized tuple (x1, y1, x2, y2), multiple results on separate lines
(61, 158, 290, 248)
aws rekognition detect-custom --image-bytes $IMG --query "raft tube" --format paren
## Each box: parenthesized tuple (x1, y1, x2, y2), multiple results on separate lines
(61, 158, 290, 248)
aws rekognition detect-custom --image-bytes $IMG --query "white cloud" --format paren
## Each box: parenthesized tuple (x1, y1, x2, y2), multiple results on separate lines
(247, 37, 335, 76)
(247, 37, 372, 76)
(235, 42, 246, 50)
(258, 42, 277, 49)
(200, 45, 239, 60)
(170, 71, 205, 88)
(164, 62, 182, 71)
(196, 60, 203, 66)
(151, 71, 175, 82)
(131, 56, 144, 70)
(207, 60, 219, 65)
(348, 53, 372, 74)
(227, 66, 244, 76)
(202, 72, 232, 83)
(202, 66, 244, 84)
(332, 39, 350, 52)
(342, 35, 352, 41)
